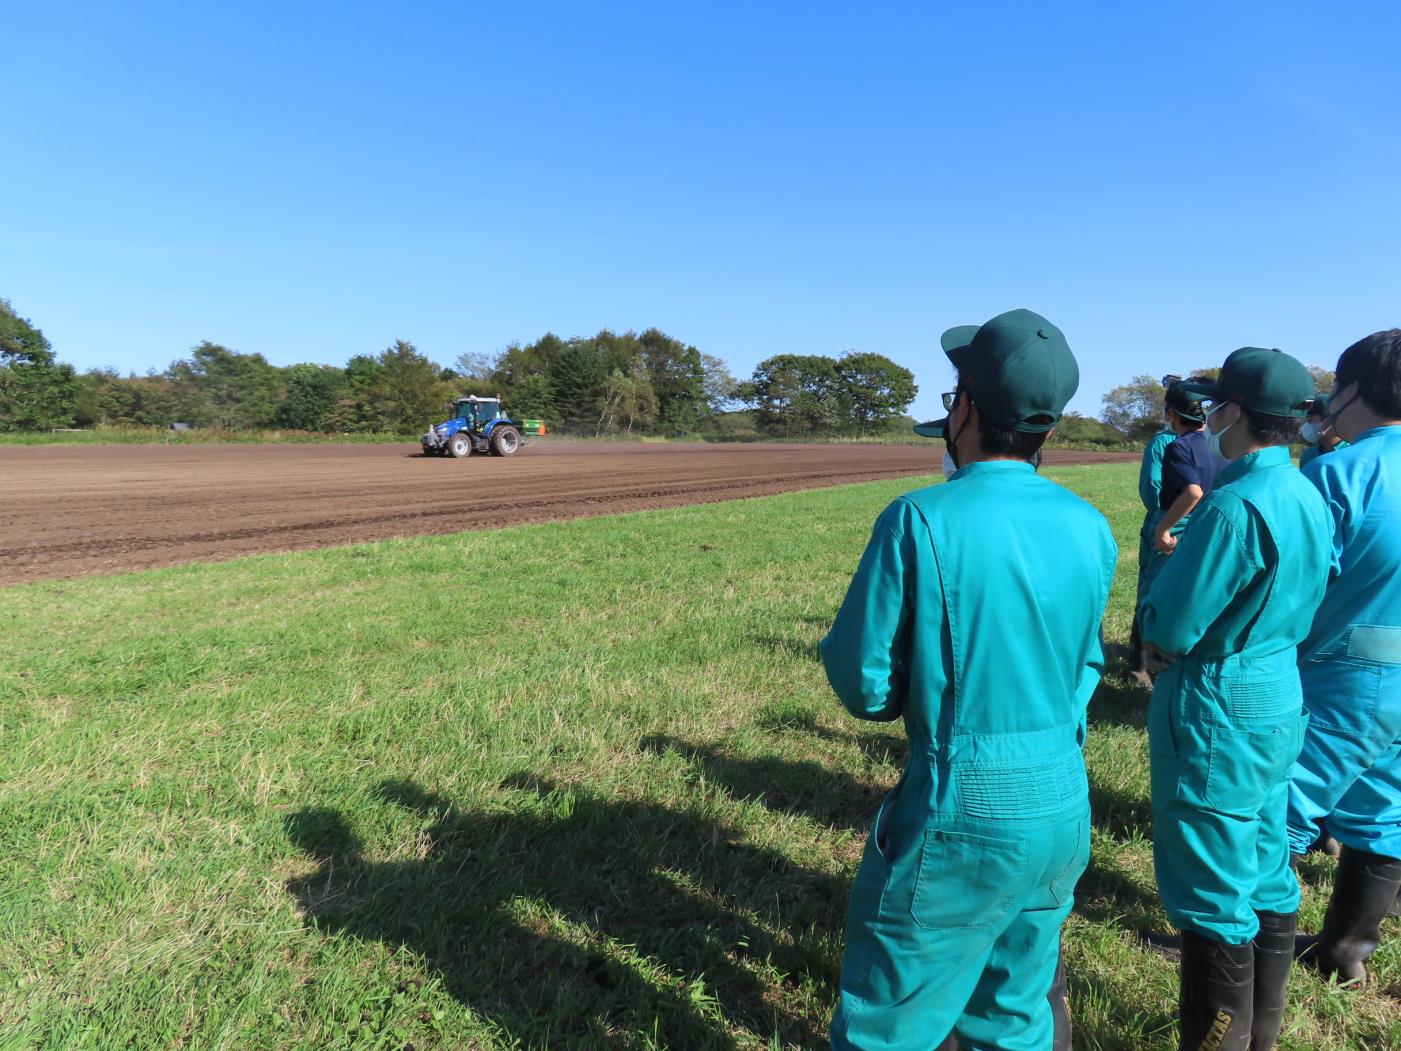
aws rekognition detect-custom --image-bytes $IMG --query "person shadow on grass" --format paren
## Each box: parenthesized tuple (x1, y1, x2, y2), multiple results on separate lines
(285, 774, 846, 1050)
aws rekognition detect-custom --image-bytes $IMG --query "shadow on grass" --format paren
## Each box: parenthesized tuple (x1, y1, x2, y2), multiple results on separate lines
(1087, 673, 1150, 730)
(641, 734, 890, 833)
(285, 776, 845, 1050)
(1088, 776, 1155, 843)
(1073, 853, 1166, 936)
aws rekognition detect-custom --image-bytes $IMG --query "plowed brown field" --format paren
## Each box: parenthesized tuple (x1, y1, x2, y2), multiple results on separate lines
(0, 442, 1136, 584)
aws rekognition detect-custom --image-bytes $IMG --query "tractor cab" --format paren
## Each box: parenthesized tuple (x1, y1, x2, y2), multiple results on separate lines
(453, 396, 503, 426)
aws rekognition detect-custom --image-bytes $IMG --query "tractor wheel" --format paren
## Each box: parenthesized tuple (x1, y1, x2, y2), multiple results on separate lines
(448, 433, 473, 458)
(490, 426, 521, 457)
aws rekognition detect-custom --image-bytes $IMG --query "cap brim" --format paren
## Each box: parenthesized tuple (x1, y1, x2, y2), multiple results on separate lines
(913, 417, 948, 439)
(940, 324, 979, 366)
(1176, 380, 1219, 401)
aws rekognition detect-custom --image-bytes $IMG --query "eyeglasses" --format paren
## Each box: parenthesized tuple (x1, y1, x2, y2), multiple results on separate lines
(941, 391, 958, 411)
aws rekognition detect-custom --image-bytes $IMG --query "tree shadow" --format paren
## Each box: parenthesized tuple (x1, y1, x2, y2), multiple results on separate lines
(285, 775, 845, 1050)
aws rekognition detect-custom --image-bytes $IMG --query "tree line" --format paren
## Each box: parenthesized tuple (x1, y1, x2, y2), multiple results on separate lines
(0, 297, 922, 439)
(16, 295, 1332, 446)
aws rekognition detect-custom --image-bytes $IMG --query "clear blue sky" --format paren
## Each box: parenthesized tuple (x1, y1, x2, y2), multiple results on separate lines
(4, 2, 1399, 423)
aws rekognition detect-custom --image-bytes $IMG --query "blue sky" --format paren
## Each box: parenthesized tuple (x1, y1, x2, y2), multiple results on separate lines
(4, 2, 1399, 422)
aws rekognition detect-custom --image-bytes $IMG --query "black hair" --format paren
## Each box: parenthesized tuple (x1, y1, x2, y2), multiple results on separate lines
(1335, 329, 1401, 418)
(953, 384, 1048, 461)
(1243, 409, 1301, 446)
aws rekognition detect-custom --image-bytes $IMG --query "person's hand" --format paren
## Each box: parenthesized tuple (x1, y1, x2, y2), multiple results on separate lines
(1145, 643, 1177, 674)
(1154, 531, 1178, 556)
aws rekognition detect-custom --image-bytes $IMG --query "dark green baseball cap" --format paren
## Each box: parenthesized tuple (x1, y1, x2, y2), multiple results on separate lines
(1308, 392, 1330, 417)
(913, 308, 1078, 437)
(1164, 380, 1207, 423)
(1178, 348, 1315, 418)
(912, 325, 977, 437)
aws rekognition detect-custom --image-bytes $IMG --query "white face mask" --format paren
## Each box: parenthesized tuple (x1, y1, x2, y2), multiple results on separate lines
(1301, 420, 1322, 446)
(1204, 404, 1234, 460)
(942, 451, 958, 477)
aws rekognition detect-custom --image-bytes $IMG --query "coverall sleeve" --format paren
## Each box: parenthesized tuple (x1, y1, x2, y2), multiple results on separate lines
(820, 499, 916, 722)
(1139, 435, 1167, 513)
(1303, 461, 1346, 579)
(1073, 528, 1117, 743)
(1141, 499, 1261, 656)
(1158, 438, 1193, 510)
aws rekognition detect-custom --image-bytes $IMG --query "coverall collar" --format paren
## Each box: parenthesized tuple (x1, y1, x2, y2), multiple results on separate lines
(948, 459, 1037, 480)
(1351, 423, 1401, 445)
(1218, 444, 1291, 486)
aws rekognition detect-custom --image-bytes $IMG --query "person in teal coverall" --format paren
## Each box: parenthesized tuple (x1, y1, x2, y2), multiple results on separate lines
(1297, 393, 1351, 469)
(1130, 381, 1207, 685)
(1285, 330, 1401, 985)
(1141, 348, 1331, 1051)
(823, 309, 1117, 1051)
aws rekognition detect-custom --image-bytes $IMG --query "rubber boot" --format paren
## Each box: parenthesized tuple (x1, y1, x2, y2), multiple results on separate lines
(1129, 612, 1153, 687)
(1249, 911, 1295, 1051)
(1390, 883, 1401, 919)
(1298, 846, 1401, 986)
(1178, 931, 1253, 1051)
(1049, 950, 1072, 1050)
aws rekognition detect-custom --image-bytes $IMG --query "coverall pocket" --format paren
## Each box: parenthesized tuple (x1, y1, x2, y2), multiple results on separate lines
(911, 829, 1027, 929)
(1048, 819, 1090, 907)
(1204, 722, 1292, 813)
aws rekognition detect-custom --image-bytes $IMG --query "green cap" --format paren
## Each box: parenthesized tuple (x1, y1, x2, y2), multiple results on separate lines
(1309, 392, 1330, 417)
(1164, 380, 1206, 423)
(912, 311, 1077, 437)
(912, 326, 977, 437)
(1178, 348, 1315, 418)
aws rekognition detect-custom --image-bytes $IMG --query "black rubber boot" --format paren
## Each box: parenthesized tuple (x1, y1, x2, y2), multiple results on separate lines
(1129, 612, 1153, 687)
(1179, 931, 1253, 1051)
(1298, 846, 1401, 986)
(1249, 911, 1295, 1051)
(1390, 883, 1401, 919)
(1049, 950, 1072, 1050)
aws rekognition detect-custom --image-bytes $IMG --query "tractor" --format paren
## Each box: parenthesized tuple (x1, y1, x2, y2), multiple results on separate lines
(421, 395, 546, 459)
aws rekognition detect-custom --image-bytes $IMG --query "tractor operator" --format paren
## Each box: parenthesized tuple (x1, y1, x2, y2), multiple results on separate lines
(1140, 348, 1331, 1051)
(821, 308, 1116, 1051)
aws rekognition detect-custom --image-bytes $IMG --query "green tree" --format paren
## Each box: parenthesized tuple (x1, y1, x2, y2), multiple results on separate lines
(1307, 364, 1336, 395)
(552, 339, 609, 428)
(358, 340, 448, 432)
(1101, 374, 1167, 441)
(597, 364, 660, 435)
(700, 353, 739, 415)
(836, 352, 918, 436)
(0, 299, 79, 431)
(748, 354, 842, 438)
(509, 373, 557, 422)
(165, 342, 282, 428)
(638, 329, 706, 436)
(276, 364, 347, 431)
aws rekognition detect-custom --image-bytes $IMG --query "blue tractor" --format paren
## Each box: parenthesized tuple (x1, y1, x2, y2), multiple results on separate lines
(421, 396, 545, 459)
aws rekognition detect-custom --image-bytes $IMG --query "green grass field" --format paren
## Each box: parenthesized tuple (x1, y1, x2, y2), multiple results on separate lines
(1, 463, 1395, 1050)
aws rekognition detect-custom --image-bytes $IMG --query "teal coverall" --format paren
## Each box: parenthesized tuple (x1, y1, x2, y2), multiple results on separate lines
(1287, 426, 1401, 859)
(1141, 446, 1332, 942)
(1136, 430, 1174, 596)
(823, 461, 1117, 1050)
(1297, 439, 1349, 470)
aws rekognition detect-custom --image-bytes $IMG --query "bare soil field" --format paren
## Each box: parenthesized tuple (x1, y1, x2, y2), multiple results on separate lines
(0, 442, 1136, 584)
